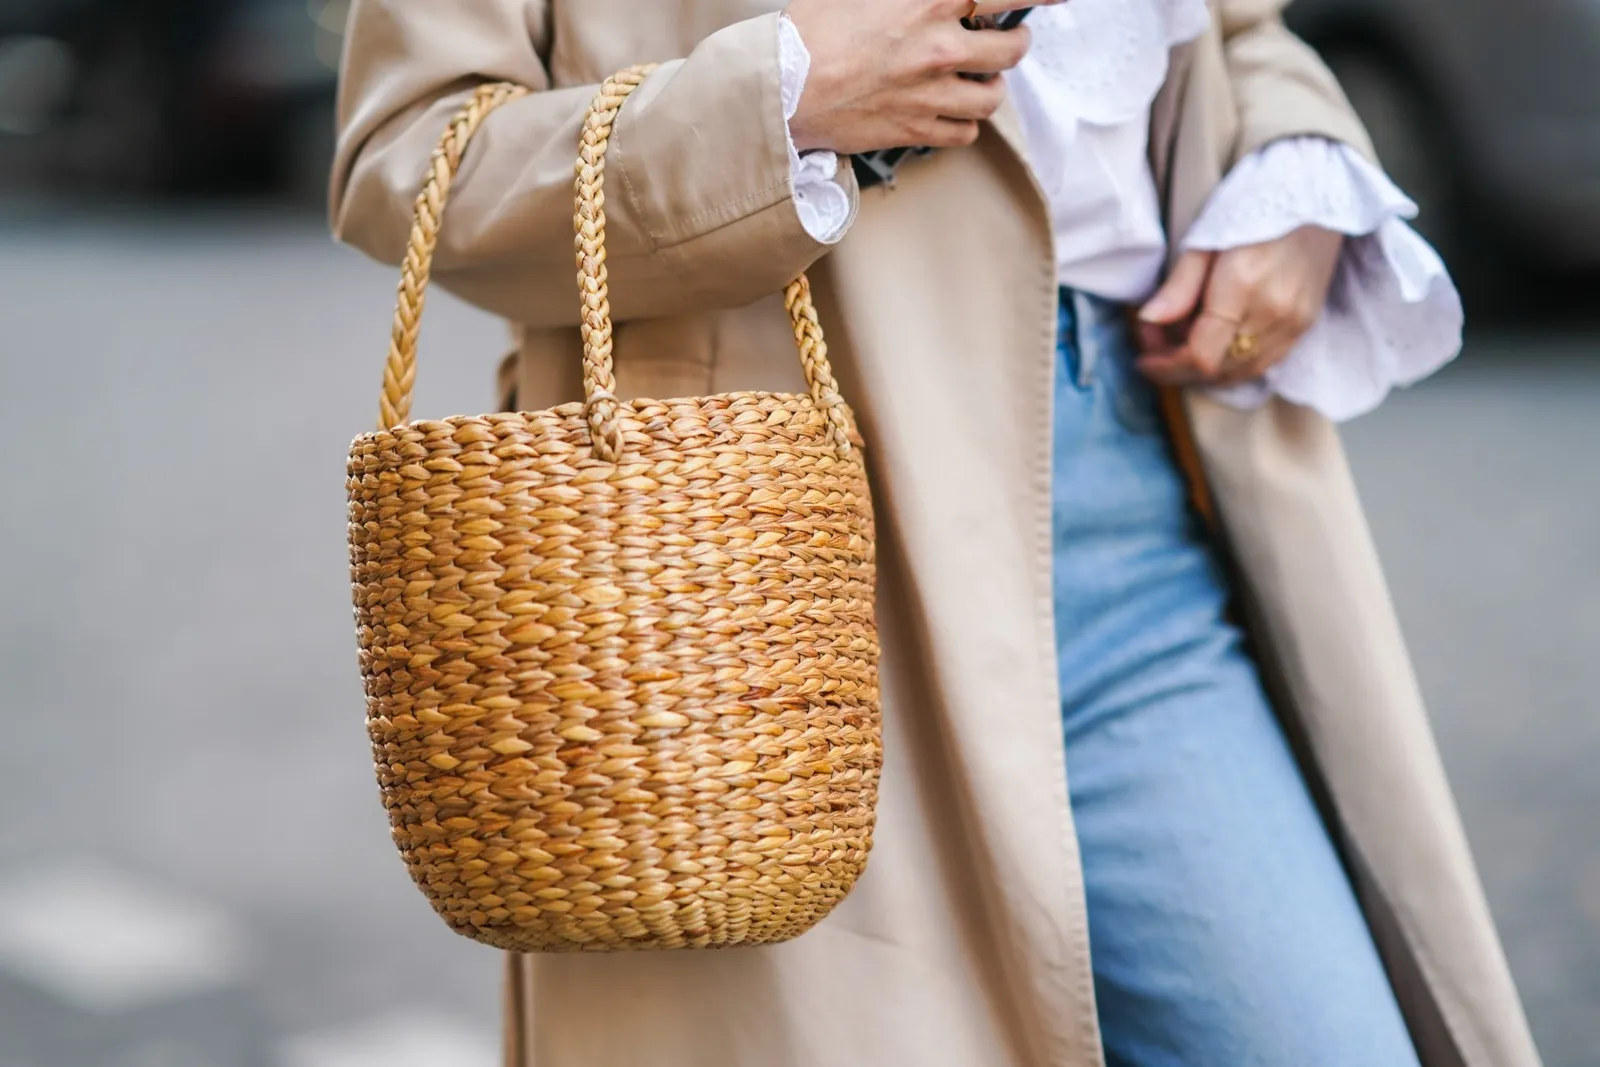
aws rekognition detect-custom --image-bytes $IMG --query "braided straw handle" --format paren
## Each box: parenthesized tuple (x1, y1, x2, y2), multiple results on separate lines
(381, 82, 531, 429)
(381, 72, 856, 461)
(575, 66, 854, 460)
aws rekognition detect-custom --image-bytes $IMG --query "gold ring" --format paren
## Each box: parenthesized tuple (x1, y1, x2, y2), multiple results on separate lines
(1226, 330, 1259, 363)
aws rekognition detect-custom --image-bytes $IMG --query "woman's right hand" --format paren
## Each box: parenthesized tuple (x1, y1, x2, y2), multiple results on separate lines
(783, 0, 1054, 154)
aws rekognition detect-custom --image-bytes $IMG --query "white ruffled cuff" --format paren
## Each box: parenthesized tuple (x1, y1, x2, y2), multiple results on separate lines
(1185, 136, 1464, 422)
(779, 15, 852, 244)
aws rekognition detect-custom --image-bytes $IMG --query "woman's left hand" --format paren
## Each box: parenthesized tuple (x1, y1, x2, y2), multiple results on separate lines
(1134, 225, 1345, 386)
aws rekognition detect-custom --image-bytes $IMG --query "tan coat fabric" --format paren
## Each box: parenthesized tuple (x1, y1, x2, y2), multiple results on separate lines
(331, 3, 1542, 1065)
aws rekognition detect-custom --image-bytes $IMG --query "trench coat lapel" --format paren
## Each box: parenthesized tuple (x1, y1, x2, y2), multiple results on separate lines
(1148, 41, 1197, 215)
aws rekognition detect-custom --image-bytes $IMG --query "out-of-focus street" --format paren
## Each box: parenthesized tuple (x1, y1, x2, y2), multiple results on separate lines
(0, 210, 1596, 1067)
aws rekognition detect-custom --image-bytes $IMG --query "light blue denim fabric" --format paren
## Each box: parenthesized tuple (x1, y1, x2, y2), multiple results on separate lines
(1052, 289, 1422, 1067)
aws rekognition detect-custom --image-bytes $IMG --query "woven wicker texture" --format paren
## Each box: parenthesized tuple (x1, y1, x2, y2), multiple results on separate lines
(347, 69, 881, 952)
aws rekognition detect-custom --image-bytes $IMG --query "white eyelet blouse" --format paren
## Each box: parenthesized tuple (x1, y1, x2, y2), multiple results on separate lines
(778, 0, 1462, 421)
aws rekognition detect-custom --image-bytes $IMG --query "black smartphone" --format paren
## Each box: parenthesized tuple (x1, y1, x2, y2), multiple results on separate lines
(852, 7, 1035, 190)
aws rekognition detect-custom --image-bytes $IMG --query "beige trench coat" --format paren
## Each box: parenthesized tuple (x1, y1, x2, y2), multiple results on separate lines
(331, 3, 1542, 1065)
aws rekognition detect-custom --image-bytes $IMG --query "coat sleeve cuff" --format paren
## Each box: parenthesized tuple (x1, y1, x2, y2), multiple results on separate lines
(610, 13, 857, 251)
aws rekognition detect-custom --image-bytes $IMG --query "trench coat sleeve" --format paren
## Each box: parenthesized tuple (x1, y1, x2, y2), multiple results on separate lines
(1215, 0, 1376, 164)
(330, 1, 854, 327)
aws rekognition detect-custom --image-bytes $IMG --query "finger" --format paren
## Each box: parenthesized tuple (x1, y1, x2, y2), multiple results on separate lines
(1213, 321, 1295, 386)
(1136, 331, 1213, 383)
(1172, 249, 1256, 381)
(921, 117, 983, 148)
(1138, 251, 1213, 326)
(1196, 248, 1251, 327)
(946, 23, 1033, 74)
(1135, 317, 1179, 357)
(1136, 351, 1209, 387)
(952, 0, 1060, 16)
(1181, 310, 1238, 379)
(922, 73, 1009, 120)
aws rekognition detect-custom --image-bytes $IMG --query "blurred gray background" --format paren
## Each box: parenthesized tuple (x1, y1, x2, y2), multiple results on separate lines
(0, 2, 1597, 1066)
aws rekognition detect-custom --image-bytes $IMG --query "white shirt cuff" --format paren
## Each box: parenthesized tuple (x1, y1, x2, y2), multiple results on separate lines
(1185, 136, 1464, 422)
(779, 15, 852, 245)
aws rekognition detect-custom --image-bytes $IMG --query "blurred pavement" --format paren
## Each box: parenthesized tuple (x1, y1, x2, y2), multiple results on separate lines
(0, 210, 1595, 1066)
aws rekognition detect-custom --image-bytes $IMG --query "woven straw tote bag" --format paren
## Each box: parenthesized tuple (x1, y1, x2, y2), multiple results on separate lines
(346, 68, 882, 953)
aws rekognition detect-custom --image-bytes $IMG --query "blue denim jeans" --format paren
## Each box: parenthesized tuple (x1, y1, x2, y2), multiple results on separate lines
(1052, 289, 1422, 1066)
